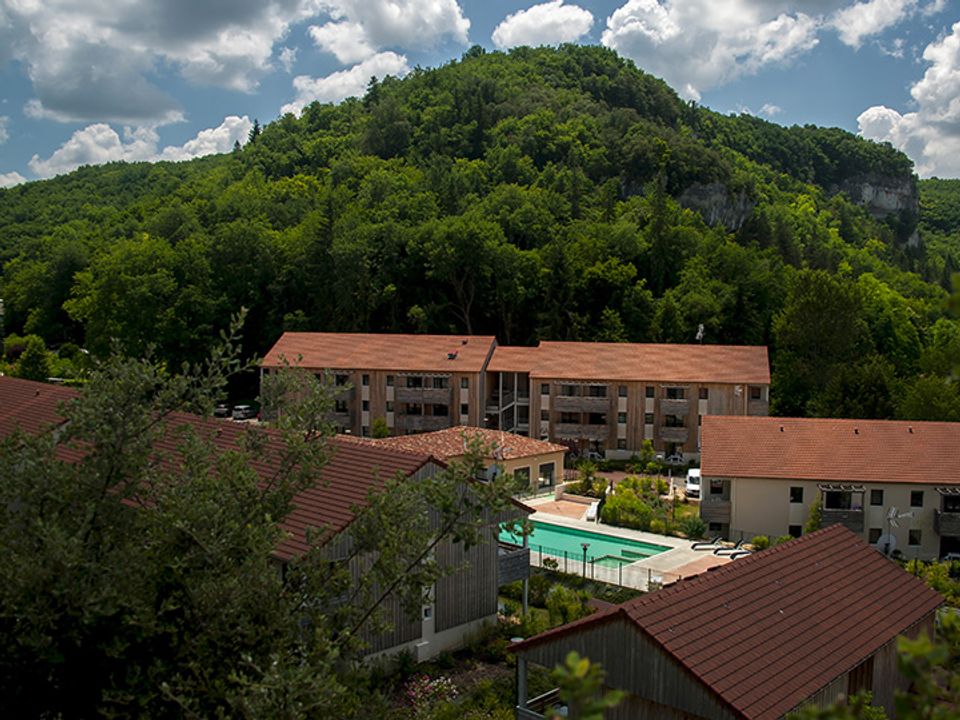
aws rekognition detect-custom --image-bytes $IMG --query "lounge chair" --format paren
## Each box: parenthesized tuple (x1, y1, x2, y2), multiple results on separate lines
(691, 535, 721, 550)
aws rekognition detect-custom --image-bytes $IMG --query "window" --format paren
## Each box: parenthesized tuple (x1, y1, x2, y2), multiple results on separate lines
(699, 388, 709, 400)
(644, 412, 654, 424)
(646, 386, 655, 398)
(431, 404, 449, 416)
(386, 375, 394, 386)
(540, 383, 550, 395)
(617, 439, 627, 449)
(749, 386, 762, 400)
(665, 387, 686, 400)
(664, 414, 684, 428)
(460, 403, 469, 416)
(538, 463, 555, 488)
(406, 376, 423, 388)
(618, 385, 627, 397)
(335, 374, 348, 386)
(587, 413, 607, 426)
(560, 412, 579, 424)
(422, 606, 433, 620)
(909, 529, 922, 546)
(911, 490, 923, 508)
(405, 403, 422, 415)
(945, 496, 960, 512)
(788, 525, 802, 538)
(386, 401, 394, 412)
(362, 400, 369, 411)
(790, 487, 803, 504)
(825, 491, 854, 510)
(432, 377, 449, 389)
(870, 489, 884, 506)
(710, 479, 724, 495)
(560, 384, 578, 397)
(618, 412, 627, 424)
(708, 522, 723, 532)
(515, 467, 530, 485)
(540, 410, 549, 421)
(361, 374, 369, 386)
(334, 400, 348, 413)
(587, 385, 607, 397)
(868, 528, 882, 544)
(361, 426, 369, 437)
(460, 377, 469, 389)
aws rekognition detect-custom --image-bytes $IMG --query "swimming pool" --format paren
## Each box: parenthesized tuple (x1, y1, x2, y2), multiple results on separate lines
(499, 520, 670, 568)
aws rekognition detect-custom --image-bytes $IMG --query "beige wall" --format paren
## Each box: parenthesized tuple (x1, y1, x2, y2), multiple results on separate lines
(724, 476, 943, 560)
(444, 450, 566, 492)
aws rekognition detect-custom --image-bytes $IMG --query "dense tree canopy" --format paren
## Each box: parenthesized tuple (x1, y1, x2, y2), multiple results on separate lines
(1, 44, 957, 419)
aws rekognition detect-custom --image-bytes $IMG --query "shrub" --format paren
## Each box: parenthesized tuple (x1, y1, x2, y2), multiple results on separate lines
(655, 477, 669, 496)
(528, 574, 552, 606)
(644, 460, 662, 475)
(501, 580, 522, 602)
(804, 491, 822, 533)
(774, 535, 794, 546)
(601, 489, 654, 530)
(751, 535, 770, 550)
(545, 585, 591, 626)
(680, 515, 706, 539)
(649, 518, 666, 535)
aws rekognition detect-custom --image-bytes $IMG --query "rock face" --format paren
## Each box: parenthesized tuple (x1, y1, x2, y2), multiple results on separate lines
(833, 173, 919, 220)
(677, 181, 755, 231)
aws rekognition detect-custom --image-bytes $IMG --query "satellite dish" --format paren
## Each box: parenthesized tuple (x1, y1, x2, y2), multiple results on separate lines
(877, 534, 897, 555)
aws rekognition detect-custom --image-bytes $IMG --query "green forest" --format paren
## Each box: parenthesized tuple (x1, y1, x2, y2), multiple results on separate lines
(1, 44, 959, 420)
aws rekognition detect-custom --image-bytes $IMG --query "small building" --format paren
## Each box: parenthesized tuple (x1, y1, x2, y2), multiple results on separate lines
(512, 524, 943, 720)
(0, 375, 527, 661)
(700, 415, 960, 560)
(261, 332, 498, 437)
(486, 341, 770, 460)
(358, 425, 568, 492)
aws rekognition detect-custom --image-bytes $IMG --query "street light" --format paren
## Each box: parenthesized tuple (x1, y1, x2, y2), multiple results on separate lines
(581, 542, 590, 577)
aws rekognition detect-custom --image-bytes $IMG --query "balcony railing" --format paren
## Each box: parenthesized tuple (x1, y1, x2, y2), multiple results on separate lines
(659, 426, 689, 444)
(935, 510, 960, 537)
(553, 395, 610, 412)
(554, 423, 608, 441)
(395, 386, 452, 404)
(700, 499, 731, 524)
(748, 398, 770, 416)
(660, 398, 690, 416)
(498, 544, 530, 584)
(395, 415, 451, 432)
(821, 508, 864, 533)
(329, 411, 351, 428)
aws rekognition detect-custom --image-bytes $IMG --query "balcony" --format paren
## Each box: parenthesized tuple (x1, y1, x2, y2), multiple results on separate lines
(821, 509, 864, 533)
(748, 398, 770, 416)
(553, 395, 610, 412)
(395, 415, 451, 433)
(329, 411, 351, 428)
(935, 510, 960, 537)
(659, 426, 689, 444)
(498, 544, 530, 584)
(700, 499, 731, 524)
(660, 398, 689, 416)
(395, 386, 452, 404)
(554, 423, 608, 442)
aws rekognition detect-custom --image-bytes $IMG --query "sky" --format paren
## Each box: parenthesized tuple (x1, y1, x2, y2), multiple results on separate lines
(0, 0, 958, 189)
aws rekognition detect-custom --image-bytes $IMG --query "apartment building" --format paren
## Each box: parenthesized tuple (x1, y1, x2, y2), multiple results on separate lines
(262, 333, 497, 437)
(700, 415, 960, 560)
(487, 341, 770, 459)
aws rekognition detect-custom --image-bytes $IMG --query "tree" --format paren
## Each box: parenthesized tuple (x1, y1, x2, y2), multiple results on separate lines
(804, 492, 823, 534)
(0, 318, 522, 718)
(13, 334, 51, 381)
(548, 652, 624, 720)
(371, 416, 390, 438)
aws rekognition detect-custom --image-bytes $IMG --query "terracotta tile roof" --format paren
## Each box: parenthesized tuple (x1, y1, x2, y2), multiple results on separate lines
(359, 426, 568, 461)
(489, 342, 770, 383)
(0, 376, 434, 561)
(702, 415, 960, 485)
(262, 332, 497, 373)
(0, 376, 77, 437)
(514, 525, 943, 720)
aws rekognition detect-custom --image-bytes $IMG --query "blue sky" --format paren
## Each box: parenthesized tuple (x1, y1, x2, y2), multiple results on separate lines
(0, 0, 957, 188)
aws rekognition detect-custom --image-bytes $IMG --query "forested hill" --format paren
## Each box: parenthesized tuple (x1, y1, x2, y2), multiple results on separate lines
(1, 44, 958, 421)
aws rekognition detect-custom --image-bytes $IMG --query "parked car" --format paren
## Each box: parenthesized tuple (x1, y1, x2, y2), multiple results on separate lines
(214, 403, 231, 418)
(685, 468, 702, 498)
(232, 404, 255, 420)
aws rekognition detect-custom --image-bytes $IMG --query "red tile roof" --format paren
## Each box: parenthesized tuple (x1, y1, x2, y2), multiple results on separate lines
(262, 332, 497, 373)
(0, 375, 76, 437)
(0, 376, 435, 561)
(515, 525, 943, 720)
(363, 426, 568, 461)
(702, 415, 960, 485)
(489, 342, 770, 383)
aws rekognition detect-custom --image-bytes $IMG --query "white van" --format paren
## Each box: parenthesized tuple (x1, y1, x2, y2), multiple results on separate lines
(685, 468, 702, 499)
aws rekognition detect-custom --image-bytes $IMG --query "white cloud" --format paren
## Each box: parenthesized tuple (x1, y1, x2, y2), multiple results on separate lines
(601, 1, 823, 101)
(28, 116, 254, 179)
(309, 0, 470, 62)
(279, 46, 298, 73)
(858, 21, 960, 177)
(760, 103, 784, 116)
(0, 171, 26, 188)
(1, 1, 321, 124)
(491, 1, 595, 49)
(281, 52, 410, 115)
(831, 0, 917, 49)
(0, 116, 8, 144)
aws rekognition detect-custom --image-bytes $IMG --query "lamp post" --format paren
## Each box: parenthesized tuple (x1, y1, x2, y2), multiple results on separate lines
(581, 542, 590, 577)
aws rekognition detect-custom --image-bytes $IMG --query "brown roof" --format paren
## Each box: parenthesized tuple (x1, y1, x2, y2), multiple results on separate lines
(0, 376, 434, 561)
(360, 426, 568, 461)
(0, 375, 76, 437)
(489, 342, 770, 383)
(515, 525, 943, 720)
(262, 332, 497, 373)
(702, 415, 960, 485)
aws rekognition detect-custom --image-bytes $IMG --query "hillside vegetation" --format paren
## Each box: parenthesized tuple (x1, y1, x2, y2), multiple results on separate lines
(1, 45, 958, 419)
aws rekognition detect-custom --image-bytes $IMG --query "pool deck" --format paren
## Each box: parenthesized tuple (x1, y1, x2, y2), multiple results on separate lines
(524, 497, 730, 591)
